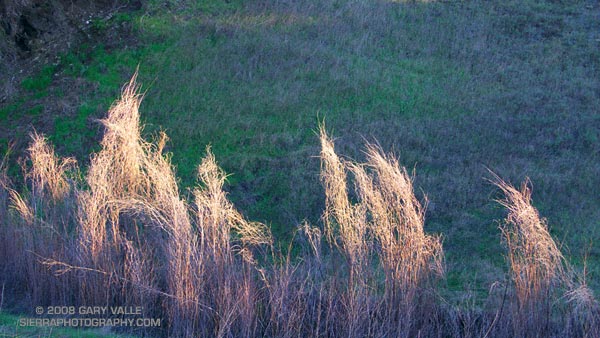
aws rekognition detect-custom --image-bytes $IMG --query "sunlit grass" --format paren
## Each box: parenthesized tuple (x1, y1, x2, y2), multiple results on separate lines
(0, 70, 598, 337)
(1, 0, 598, 299)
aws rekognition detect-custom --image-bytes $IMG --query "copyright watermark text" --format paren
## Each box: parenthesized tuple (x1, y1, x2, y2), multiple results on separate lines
(20, 305, 161, 328)
(19, 317, 161, 327)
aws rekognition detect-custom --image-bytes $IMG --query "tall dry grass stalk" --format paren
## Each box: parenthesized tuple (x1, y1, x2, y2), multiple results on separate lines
(26, 132, 76, 202)
(195, 147, 272, 251)
(491, 173, 572, 335)
(319, 126, 368, 285)
(8, 132, 77, 229)
(1, 133, 79, 307)
(72, 72, 155, 310)
(319, 125, 444, 336)
(354, 144, 444, 289)
(350, 144, 444, 333)
(183, 147, 272, 337)
(319, 125, 372, 336)
(77, 72, 148, 259)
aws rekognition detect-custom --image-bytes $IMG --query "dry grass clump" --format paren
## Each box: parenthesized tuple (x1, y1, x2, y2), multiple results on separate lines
(73, 73, 157, 309)
(355, 144, 444, 287)
(563, 252, 600, 337)
(180, 147, 272, 337)
(26, 132, 76, 202)
(319, 126, 368, 285)
(8, 132, 77, 228)
(8, 188, 34, 225)
(566, 278, 600, 337)
(350, 144, 444, 333)
(492, 176, 567, 302)
(319, 125, 444, 336)
(77, 73, 148, 259)
(72, 73, 272, 336)
(491, 173, 600, 336)
(0, 134, 79, 308)
(195, 147, 272, 251)
(319, 126, 372, 337)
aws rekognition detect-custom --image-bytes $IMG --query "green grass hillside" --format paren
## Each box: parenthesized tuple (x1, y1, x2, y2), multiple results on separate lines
(1, 0, 599, 295)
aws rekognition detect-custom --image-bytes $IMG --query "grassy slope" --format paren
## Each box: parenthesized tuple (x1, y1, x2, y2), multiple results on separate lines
(1, 0, 599, 294)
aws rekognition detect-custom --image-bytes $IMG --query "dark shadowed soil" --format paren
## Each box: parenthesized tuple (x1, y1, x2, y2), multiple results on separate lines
(0, 0, 141, 103)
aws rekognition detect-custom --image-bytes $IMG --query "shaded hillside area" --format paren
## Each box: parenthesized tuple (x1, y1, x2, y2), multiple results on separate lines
(1, 0, 600, 296)
(0, 0, 141, 102)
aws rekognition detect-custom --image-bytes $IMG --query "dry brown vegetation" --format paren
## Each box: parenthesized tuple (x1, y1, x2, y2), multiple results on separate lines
(491, 173, 600, 337)
(0, 76, 598, 337)
(320, 126, 445, 336)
